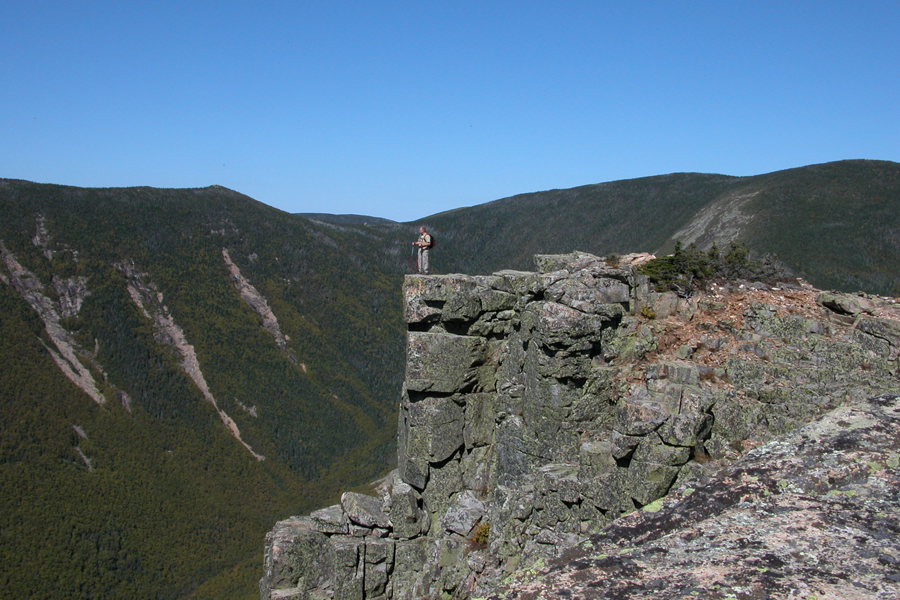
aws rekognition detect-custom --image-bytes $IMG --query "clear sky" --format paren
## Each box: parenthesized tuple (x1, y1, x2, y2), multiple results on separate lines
(2, 1, 898, 222)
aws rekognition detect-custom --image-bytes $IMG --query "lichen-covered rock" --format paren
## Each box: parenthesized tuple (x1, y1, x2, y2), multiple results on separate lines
(309, 504, 348, 534)
(523, 301, 611, 349)
(627, 459, 681, 505)
(462, 393, 494, 449)
(260, 518, 335, 598)
(490, 394, 900, 600)
(404, 275, 481, 324)
(657, 411, 713, 447)
(401, 396, 465, 464)
(420, 457, 463, 531)
(342, 492, 390, 529)
(816, 289, 877, 315)
(362, 538, 394, 598)
(856, 315, 900, 351)
(261, 253, 900, 600)
(405, 332, 485, 393)
(614, 398, 670, 436)
(383, 477, 430, 540)
(545, 275, 630, 313)
(439, 490, 486, 536)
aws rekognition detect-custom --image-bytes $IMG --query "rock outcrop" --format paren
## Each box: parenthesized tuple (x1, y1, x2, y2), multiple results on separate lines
(117, 259, 266, 461)
(222, 248, 296, 361)
(260, 252, 900, 600)
(1, 240, 106, 405)
(491, 393, 900, 599)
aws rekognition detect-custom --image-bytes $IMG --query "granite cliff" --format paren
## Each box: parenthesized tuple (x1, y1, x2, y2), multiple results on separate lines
(260, 251, 900, 600)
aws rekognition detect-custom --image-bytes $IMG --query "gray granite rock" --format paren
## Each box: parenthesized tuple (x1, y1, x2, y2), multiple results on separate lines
(341, 492, 389, 529)
(489, 394, 900, 600)
(262, 253, 900, 600)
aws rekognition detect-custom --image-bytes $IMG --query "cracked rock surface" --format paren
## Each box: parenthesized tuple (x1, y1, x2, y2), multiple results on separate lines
(493, 394, 900, 600)
(260, 251, 900, 600)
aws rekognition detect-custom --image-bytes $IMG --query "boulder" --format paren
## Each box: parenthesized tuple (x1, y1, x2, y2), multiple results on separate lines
(309, 504, 348, 534)
(545, 275, 630, 313)
(406, 332, 485, 393)
(389, 481, 428, 540)
(614, 399, 670, 436)
(440, 490, 486, 536)
(403, 396, 465, 463)
(816, 290, 876, 316)
(657, 411, 714, 447)
(341, 492, 389, 530)
(260, 518, 335, 597)
(855, 316, 900, 350)
(404, 275, 481, 324)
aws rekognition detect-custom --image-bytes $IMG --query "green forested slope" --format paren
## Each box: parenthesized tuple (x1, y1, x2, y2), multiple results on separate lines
(711, 160, 900, 294)
(0, 181, 406, 599)
(0, 281, 307, 598)
(424, 172, 740, 274)
(1, 159, 898, 599)
(420, 160, 900, 295)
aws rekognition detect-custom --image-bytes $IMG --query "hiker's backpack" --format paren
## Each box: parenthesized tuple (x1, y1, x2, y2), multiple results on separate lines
(428, 233, 435, 248)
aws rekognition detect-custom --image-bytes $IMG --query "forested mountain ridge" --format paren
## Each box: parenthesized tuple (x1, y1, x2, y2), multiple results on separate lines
(426, 159, 900, 295)
(1, 159, 898, 599)
(0, 180, 409, 599)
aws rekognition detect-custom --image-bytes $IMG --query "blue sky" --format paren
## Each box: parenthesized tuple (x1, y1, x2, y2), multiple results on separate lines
(2, 1, 898, 222)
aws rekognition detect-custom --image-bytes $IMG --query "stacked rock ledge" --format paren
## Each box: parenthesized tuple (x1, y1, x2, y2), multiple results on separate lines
(260, 251, 900, 600)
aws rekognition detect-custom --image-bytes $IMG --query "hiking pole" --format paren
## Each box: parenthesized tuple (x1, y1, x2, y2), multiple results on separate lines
(409, 244, 417, 274)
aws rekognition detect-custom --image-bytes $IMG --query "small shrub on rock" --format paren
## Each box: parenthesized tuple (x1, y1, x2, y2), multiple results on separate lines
(638, 242, 788, 295)
(470, 521, 490, 548)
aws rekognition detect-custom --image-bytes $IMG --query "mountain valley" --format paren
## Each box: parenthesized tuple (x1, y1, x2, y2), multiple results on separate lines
(1, 159, 898, 599)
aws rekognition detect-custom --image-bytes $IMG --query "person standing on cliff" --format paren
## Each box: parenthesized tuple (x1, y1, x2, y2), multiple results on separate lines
(412, 226, 433, 274)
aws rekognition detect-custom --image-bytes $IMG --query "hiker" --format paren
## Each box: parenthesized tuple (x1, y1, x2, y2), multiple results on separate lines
(412, 226, 433, 274)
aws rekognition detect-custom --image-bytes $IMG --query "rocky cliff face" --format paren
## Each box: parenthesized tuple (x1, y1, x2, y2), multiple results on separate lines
(489, 392, 900, 599)
(259, 252, 900, 600)
(1, 239, 107, 405)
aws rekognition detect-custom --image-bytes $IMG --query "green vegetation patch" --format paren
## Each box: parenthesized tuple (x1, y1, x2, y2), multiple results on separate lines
(637, 241, 788, 295)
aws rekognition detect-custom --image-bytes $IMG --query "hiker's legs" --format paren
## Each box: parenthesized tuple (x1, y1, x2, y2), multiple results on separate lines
(418, 248, 429, 274)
